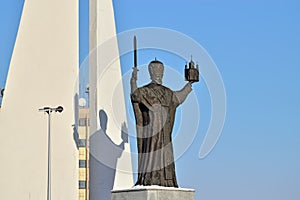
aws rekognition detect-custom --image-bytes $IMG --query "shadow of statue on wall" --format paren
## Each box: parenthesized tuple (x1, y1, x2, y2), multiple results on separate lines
(89, 109, 128, 200)
(72, 125, 79, 150)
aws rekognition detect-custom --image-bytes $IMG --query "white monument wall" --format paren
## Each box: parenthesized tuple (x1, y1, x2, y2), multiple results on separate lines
(0, 0, 78, 199)
(89, 0, 134, 199)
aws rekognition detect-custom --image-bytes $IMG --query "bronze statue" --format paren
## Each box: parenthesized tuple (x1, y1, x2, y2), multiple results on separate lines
(131, 54, 195, 187)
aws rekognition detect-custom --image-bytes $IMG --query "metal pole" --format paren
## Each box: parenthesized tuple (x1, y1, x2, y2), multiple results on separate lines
(47, 112, 51, 200)
(39, 106, 63, 200)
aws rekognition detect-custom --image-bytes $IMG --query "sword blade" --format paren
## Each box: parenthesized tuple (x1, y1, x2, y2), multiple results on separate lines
(134, 36, 137, 68)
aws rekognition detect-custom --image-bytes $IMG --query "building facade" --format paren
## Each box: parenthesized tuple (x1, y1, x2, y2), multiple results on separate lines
(78, 108, 90, 200)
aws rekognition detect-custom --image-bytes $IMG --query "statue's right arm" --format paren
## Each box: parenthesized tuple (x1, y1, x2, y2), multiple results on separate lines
(131, 67, 138, 94)
(173, 82, 193, 105)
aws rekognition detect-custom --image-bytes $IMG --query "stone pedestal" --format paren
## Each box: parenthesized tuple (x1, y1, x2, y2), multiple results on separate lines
(111, 186, 195, 200)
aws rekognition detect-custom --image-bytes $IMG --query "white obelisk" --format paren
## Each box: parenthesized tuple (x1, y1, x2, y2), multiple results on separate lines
(0, 0, 78, 199)
(89, 0, 133, 199)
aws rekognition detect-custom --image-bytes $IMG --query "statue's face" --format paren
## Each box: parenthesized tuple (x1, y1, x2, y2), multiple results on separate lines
(149, 63, 164, 84)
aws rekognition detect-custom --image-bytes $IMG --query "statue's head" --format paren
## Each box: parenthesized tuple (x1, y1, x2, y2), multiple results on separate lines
(148, 60, 164, 85)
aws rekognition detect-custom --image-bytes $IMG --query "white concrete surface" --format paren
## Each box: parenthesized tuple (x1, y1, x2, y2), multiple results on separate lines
(111, 186, 195, 200)
(0, 0, 78, 199)
(89, 0, 134, 199)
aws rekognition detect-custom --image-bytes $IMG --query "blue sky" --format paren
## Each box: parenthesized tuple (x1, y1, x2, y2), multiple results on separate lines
(1, 0, 300, 200)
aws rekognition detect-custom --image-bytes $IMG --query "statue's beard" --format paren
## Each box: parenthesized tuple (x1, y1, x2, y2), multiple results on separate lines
(151, 77, 163, 85)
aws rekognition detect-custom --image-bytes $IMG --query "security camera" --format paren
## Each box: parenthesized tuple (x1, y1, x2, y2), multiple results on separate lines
(85, 84, 90, 94)
(0, 88, 4, 98)
(38, 106, 64, 114)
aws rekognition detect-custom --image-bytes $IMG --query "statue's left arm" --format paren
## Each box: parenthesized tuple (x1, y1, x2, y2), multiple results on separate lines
(173, 82, 193, 105)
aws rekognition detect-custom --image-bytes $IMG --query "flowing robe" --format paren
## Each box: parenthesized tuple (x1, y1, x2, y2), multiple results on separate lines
(131, 82, 192, 187)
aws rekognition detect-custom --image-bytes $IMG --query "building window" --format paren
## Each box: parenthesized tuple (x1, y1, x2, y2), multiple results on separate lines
(79, 181, 86, 189)
(78, 139, 86, 147)
(79, 160, 86, 168)
(79, 118, 89, 126)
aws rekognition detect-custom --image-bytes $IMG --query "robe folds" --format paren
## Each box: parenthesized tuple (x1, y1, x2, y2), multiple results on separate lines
(131, 82, 192, 187)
